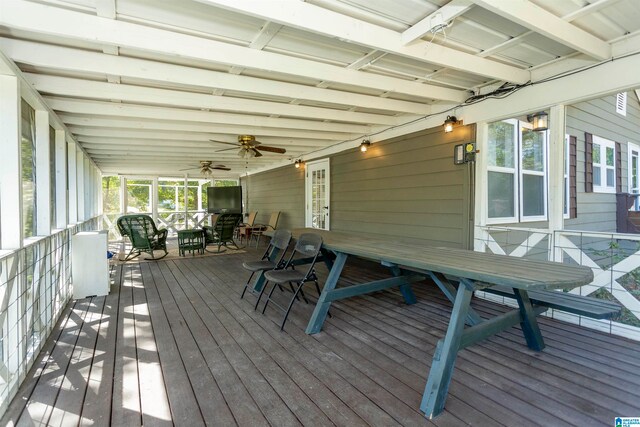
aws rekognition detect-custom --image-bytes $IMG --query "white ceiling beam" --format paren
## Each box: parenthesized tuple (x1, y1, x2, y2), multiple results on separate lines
(1, 0, 465, 101)
(196, 0, 529, 83)
(76, 135, 329, 148)
(58, 115, 354, 141)
(0, 38, 444, 111)
(43, 97, 371, 133)
(470, 0, 611, 61)
(401, 0, 473, 45)
(70, 128, 336, 147)
(82, 144, 308, 154)
(25, 74, 400, 125)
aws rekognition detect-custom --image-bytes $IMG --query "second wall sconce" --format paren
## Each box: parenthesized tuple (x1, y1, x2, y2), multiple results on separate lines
(360, 139, 371, 152)
(526, 111, 549, 131)
(444, 115, 458, 133)
(294, 159, 303, 168)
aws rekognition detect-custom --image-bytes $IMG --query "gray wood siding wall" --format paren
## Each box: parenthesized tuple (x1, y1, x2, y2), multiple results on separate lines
(565, 93, 640, 232)
(242, 125, 475, 249)
(240, 165, 305, 231)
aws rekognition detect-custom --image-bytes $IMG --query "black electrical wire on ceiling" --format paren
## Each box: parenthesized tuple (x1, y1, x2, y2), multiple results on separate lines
(366, 50, 640, 140)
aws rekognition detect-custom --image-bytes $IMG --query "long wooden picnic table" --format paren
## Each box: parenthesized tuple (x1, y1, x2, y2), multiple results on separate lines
(281, 228, 595, 418)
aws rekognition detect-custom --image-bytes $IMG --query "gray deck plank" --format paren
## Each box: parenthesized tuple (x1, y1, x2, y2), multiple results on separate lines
(111, 263, 142, 427)
(48, 295, 106, 426)
(133, 265, 173, 427)
(80, 264, 122, 427)
(17, 299, 91, 427)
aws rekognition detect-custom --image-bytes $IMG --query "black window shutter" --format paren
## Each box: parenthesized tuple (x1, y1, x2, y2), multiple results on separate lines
(585, 133, 593, 193)
(616, 141, 622, 193)
(569, 136, 577, 218)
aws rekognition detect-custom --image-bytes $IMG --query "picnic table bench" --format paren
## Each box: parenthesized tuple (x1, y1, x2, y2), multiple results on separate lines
(252, 228, 618, 418)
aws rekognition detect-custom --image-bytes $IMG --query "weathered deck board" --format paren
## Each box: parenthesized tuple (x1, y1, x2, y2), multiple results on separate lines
(4, 249, 640, 426)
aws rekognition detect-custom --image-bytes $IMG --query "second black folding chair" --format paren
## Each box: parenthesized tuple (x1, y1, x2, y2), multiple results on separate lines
(240, 229, 292, 309)
(261, 233, 325, 331)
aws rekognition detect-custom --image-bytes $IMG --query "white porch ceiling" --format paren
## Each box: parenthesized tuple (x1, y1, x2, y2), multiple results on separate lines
(1, 0, 640, 178)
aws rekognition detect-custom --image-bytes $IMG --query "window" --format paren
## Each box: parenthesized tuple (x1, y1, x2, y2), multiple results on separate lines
(49, 126, 57, 228)
(616, 92, 627, 116)
(592, 135, 616, 193)
(564, 135, 570, 218)
(487, 119, 548, 223)
(21, 99, 37, 238)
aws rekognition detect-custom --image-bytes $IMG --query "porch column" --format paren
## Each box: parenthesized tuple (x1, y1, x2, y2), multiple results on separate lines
(35, 110, 51, 236)
(473, 121, 489, 252)
(55, 130, 68, 229)
(0, 75, 22, 248)
(548, 105, 566, 261)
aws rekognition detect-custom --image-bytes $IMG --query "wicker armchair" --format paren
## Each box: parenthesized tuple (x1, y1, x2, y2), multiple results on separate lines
(116, 214, 168, 261)
(203, 213, 243, 253)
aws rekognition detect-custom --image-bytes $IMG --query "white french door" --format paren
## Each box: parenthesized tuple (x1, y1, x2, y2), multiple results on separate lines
(305, 159, 330, 230)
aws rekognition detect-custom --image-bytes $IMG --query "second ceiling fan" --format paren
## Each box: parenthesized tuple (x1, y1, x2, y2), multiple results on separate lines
(211, 135, 286, 158)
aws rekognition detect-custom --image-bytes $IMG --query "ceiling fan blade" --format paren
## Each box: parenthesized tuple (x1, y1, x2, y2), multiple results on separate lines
(255, 145, 286, 154)
(216, 147, 238, 152)
(212, 165, 231, 171)
(178, 167, 201, 171)
(209, 139, 240, 147)
(252, 147, 263, 157)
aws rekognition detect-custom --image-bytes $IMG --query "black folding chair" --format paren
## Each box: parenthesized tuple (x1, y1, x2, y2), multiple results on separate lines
(261, 233, 325, 331)
(240, 229, 292, 309)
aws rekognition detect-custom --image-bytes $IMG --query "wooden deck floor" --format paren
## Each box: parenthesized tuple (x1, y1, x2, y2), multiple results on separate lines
(3, 248, 640, 426)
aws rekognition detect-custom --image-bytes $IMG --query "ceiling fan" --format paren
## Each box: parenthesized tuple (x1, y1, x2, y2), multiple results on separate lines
(210, 135, 286, 158)
(179, 161, 231, 176)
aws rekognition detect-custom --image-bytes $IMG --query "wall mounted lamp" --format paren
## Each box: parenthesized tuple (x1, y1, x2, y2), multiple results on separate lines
(527, 111, 549, 131)
(444, 115, 457, 133)
(294, 159, 303, 168)
(360, 139, 371, 152)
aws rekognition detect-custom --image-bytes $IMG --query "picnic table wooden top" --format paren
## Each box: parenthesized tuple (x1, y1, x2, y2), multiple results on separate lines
(291, 228, 594, 291)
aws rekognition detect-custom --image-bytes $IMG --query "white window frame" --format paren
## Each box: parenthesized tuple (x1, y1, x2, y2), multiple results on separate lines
(592, 135, 616, 193)
(487, 119, 519, 224)
(628, 142, 640, 211)
(519, 121, 548, 223)
(487, 119, 550, 224)
(564, 134, 570, 219)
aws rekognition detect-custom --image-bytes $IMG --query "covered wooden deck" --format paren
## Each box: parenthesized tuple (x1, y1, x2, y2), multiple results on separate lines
(3, 249, 640, 426)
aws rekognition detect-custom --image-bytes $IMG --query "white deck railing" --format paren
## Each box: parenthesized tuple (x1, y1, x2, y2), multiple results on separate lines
(475, 226, 640, 341)
(0, 217, 100, 414)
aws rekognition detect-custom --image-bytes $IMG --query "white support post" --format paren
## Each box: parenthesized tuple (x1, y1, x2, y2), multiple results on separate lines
(548, 105, 566, 261)
(474, 121, 489, 252)
(35, 110, 51, 236)
(77, 149, 85, 221)
(183, 176, 188, 229)
(55, 130, 67, 229)
(0, 75, 22, 249)
(152, 177, 159, 223)
(68, 141, 78, 224)
(120, 176, 127, 214)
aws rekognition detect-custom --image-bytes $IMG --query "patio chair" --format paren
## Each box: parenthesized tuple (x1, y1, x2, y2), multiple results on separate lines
(116, 214, 168, 261)
(236, 211, 258, 245)
(249, 211, 281, 248)
(261, 233, 324, 331)
(203, 213, 243, 253)
(240, 229, 293, 309)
